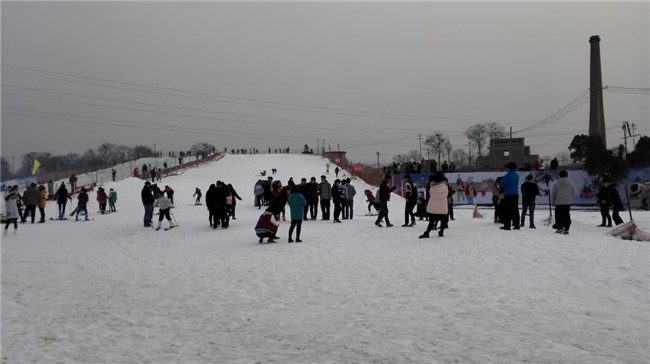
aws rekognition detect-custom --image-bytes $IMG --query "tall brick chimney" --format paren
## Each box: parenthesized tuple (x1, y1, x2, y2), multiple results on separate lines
(589, 35, 606, 146)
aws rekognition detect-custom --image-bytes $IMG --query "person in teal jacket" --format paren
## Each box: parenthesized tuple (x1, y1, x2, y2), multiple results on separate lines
(288, 185, 307, 242)
(109, 188, 117, 212)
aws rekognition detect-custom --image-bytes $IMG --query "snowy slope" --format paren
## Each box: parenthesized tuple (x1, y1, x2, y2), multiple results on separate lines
(2, 154, 649, 363)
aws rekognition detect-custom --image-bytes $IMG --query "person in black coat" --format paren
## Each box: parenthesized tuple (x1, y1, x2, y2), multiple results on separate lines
(520, 175, 540, 228)
(331, 179, 343, 223)
(54, 183, 73, 220)
(402, 174, 418, 227)
(227, 183, 243, 219)
(214, 181, 230, 228)
(141, 182, 155, 227)
(206, 184, 217, 227)
(609, 183, 624, 225)
(375, 174, 396, 227)
(597, 176, 613, 227)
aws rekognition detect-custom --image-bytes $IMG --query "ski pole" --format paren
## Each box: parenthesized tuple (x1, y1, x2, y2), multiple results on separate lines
(170, 210, 179, 227)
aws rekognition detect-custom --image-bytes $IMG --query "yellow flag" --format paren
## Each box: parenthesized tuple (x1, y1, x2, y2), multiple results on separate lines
(32, 159, 41, 175)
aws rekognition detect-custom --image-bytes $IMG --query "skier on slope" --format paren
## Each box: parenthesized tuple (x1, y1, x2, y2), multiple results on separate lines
(154, 190, 175, 231)
(75, 187, 90, 221)
(164, 185, 175, 206)
(193, 187, 202, 205)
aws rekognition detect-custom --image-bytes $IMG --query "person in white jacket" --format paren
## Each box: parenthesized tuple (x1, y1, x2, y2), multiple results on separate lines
(551, 170, 575, 235)
(154, 191, 175, 231)
(4, 187, 20, 235)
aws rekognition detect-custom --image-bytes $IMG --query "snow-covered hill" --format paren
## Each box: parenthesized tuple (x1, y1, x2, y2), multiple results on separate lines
(2, 154, 649, 363)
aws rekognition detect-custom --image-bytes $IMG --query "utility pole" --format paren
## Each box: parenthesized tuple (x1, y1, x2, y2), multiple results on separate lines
(631, 122, 637, 148)
(622, 122, 629, 157)
(376, 151, 380, 170)
(419, 134, 422, 161)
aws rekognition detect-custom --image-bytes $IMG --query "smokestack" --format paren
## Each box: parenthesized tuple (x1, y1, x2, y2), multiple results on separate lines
(589, 35, 606, 146)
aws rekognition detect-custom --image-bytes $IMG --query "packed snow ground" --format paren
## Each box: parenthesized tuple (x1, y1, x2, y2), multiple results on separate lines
(2, 154, 649, 363)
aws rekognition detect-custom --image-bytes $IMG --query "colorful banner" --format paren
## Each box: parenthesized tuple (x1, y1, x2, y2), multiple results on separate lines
(393, 169, 650, 206)
(0, 176, 38, 192)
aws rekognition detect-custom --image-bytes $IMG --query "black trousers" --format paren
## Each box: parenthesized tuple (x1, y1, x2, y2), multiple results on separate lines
(404, 200, 416, 224)
(289, 219, 302, 239)
(333, 200, 342, 221)
(158, 208, 172, 221)
(424, 213, 448, 233)
(208, 207, 216, 226)
(501, 195, 520, 229)
(22, 205, 37, 223)
(320, 199, 330, 220)
(4, 218, 18, 229)
(612, 206, 624, 225)
(492, 196, 500, 222)
(555, 205, 572, 231)
(375, 201, 390, 225)
(600, 204, 612, 225)
(309, 198, 318, 219)
(39, 207, 45, 221)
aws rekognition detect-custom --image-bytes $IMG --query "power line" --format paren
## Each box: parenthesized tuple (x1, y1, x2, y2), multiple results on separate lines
(2, 64, 528, 124)
(1, 107, 412, 147)
(2, 84, 473, 136)
(3, 91, 427, 138)
(514, 89, 590, 135)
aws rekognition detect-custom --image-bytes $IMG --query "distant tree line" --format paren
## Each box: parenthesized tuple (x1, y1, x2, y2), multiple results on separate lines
(569, 134, 650, 182)
(1, 143, 155, 180)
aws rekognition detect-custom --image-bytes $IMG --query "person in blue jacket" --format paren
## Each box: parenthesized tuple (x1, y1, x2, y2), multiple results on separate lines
(499, 162, 520, 230)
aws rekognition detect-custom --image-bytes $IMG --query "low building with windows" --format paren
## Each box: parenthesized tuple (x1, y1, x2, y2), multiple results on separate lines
(475, 138, 539, 170)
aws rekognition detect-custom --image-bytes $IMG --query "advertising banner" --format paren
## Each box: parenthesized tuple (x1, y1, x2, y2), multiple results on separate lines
(393, 169, 650, 206)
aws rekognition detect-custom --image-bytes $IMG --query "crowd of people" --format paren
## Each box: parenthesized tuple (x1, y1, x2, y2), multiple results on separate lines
(254, 173, 365, 243)
(3, 181, 120, 235)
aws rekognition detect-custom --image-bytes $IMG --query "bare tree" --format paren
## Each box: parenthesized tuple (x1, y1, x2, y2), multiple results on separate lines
(393, 150, 420, 164)
(485, 122, 507, 153)
(191, 142, 216, 155)
(443, 139, 453, 163)
(464, 123, 488, 157)
(425, 131, 446, 166)
(1, 157, 12, 180)
(452, 148, 468, 168)
(486, 122, 507, 140)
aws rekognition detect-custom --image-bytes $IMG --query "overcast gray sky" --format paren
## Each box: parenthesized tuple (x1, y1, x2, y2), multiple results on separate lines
(2, 1, 649, 165)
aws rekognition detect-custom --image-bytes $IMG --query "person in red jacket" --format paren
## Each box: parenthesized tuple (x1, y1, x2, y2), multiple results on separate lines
(254, 209, 281, 244)
(96, 187, 109, 214)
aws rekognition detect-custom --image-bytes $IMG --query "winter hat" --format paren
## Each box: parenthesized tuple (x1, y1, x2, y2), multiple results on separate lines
(505, 162, 517, 170)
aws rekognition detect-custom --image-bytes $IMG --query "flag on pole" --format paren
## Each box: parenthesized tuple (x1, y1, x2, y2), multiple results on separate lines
(32, 159, 41, 175)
